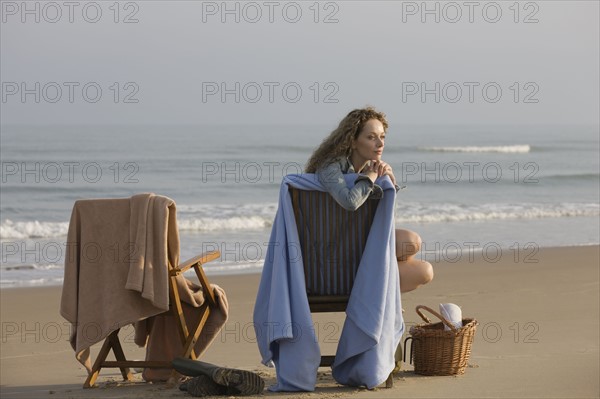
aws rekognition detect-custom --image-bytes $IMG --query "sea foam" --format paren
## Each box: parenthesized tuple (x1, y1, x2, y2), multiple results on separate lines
(419, 145, 531, 153)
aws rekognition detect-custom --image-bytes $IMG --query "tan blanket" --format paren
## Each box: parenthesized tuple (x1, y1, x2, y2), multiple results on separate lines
(60, 193, 228, 376)
(135, 282, 229, 382)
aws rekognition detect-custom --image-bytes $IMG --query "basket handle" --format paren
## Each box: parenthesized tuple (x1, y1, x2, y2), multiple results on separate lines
(403, 336, 414, 365)
(415, 305, 459, 333)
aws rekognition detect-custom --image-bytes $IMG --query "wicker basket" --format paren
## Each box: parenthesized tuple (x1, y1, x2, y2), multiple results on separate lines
(404, 305, 478, 376)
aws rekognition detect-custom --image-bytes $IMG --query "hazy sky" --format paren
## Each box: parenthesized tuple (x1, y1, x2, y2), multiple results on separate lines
(1, 0, 598, 125)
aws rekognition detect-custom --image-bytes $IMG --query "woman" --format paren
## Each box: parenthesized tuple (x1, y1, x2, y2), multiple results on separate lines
(305, 106, 433, 293)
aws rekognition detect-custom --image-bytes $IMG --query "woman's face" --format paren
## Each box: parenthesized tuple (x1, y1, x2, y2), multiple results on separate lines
(352, 119, 385, 163)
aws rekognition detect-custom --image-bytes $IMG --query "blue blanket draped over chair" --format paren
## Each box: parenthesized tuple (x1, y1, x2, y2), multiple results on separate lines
(253, 174, 404, 391)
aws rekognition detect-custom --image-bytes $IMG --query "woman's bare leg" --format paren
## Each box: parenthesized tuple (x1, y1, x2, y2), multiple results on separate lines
(398, 258, 433, 293)
(396, 229, 433, 293)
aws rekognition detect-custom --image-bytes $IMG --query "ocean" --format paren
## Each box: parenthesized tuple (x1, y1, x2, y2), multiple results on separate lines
(1, 124, 599, 288)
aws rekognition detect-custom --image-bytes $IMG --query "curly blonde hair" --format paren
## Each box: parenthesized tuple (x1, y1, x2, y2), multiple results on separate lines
(305, 107, 389, 173)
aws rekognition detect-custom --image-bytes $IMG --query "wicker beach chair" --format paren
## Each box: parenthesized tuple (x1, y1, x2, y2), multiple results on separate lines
(290, 189, 394, 387)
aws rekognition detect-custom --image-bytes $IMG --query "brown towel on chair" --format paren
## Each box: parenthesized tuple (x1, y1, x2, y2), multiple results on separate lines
(60, 193, 228, 375)
(135, 282, 229, 382)
(125, 193, 178, 309)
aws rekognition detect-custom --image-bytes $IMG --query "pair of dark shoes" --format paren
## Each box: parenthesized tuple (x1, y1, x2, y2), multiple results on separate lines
(174, 358, 264, 397)
(179, 376, 230, 396)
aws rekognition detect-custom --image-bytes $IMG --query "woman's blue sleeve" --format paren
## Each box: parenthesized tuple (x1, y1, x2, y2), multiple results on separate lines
(317, 162, 383, 211)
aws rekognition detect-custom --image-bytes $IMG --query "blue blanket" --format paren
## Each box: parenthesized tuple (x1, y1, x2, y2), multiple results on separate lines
(253, 173, 404, 391)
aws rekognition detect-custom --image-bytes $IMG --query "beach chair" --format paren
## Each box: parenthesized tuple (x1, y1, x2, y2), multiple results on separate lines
(60, 194, 224, 388)
(290, 189, 394, 387)
(83, 251, 221, 388)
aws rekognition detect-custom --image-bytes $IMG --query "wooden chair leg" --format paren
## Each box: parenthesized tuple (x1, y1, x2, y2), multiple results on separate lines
(83, 330, 135, 388)
(181, 304, 211, 359)
(108, 331, 134, 381)
(84, 331, 116, 388)
(169, 276, 190, 345)
(385, 372, 394, 388)
(169, 275, 198, 359)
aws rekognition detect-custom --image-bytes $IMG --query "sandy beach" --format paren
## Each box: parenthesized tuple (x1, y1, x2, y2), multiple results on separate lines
(3, 1, 598, 398)
(1, 245, 598, 399)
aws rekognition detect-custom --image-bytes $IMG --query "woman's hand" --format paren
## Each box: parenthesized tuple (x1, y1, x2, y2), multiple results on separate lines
(362, 160, 397, 185)
(372, 160, 397, 186)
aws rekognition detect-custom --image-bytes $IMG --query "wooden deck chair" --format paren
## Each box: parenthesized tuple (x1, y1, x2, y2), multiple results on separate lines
(290, 189, 394, 387)
(84, 250, 221, 388)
